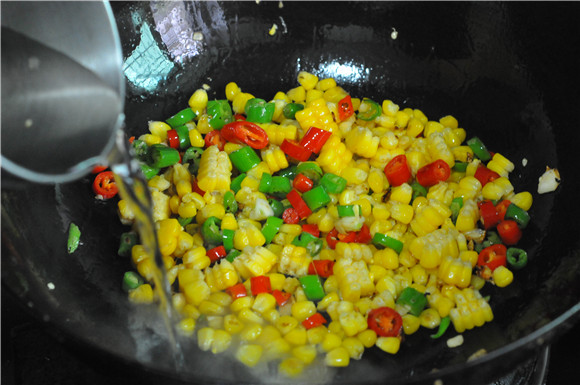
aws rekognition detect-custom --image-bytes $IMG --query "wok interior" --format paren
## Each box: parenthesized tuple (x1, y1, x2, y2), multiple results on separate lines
(2, 2, 580, 384)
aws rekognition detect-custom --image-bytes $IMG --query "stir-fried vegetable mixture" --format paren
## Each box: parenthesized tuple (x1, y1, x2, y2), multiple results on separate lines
(111, 71, 533, 376)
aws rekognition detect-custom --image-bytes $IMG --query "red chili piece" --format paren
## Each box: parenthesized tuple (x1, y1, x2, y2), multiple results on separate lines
(204, 130, 226, 151)
(225, 283, 247, 300)
(206, 245, 227, 263)
(282, 208, 300, 224)
(308, 260, 334, 278)
(302, 313, 328, 329)
(416, 159, 451, 187)
(497, 219, 522, 245)
(478, 244, 507, 272)
(326, 228, 356, 249)
(286, 189, 312, 219)
(474, 165, 500, 187)
(337, 95, 354, 121)
(302, 224, 320, 238)
(192, 178, 206, 196)
(167, 129, 180, 149)
(93, 171, 118, 199)
(384, 154, 412, 187)
(299, 126, 332, 154)
(280, 139, 312, 162)
(272, 289, 292, 306)
(367, 307, 403, 337)
(250, 275, 272, 295)
(478, 200, 501, 230)
(221, 121, 269, 149)
(496, 199, 511, 221)
(293, 173, 314, 193)
(354, 223, 372, 244)
(91, 165, 108, 174)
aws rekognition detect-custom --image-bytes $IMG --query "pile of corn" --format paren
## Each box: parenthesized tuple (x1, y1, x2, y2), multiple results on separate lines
(117, 71, 532, 377)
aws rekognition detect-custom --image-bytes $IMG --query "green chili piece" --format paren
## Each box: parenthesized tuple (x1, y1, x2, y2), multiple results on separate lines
(245, 98, 275, 123)
(139, 163, 160, 180)
(174, 124, 191, 149)
(319, 173, 347, 194)
(258, 173, 273, 193)
(430, 316, 451, 339)
(122, 271, 144, 292)
(302, 186, 331, 211)
(132, 139, 149, 161)
(410, 181, 427, 201)
(166, 107, 196, 128)
(118, 231, 138, 257)
(207, 100, 233, 129)
(276, 165, 297, 180)
(453, 161, 468, 172)
(466, 137, 492, 162)
(177, 217, 193, 227)
(337, 205, 361, 218)
(229, 146, 261, 172)
(292, 232, 322, 256)
(449, 197, 464, 224)
(296, 162, 323, 183)
(298, 275, 326, 301)
(148, 144, 180, 168)
(67, 223, 81, 254)
(182, 146, 204, 174)
(223, 191, 238, 214)
(201, 216, 222, 245)
(261, 216, 284, 244)
(225, 249, 242, 263)
(270, 176, 292, 197)
(504, 203, 530, 229)
(357, 98, 382, 121)
(507, 247, 528, 270)
(372, 232, 404, 254)
(268, 198, 285, 217)
(396, 287, 427, 316)
(222, 229, 235, 252)
(231, 173, 246, 193)
(283, 103, 304, 119)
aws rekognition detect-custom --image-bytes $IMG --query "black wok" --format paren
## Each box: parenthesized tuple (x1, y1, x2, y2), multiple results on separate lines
(2, 2, 580, 384)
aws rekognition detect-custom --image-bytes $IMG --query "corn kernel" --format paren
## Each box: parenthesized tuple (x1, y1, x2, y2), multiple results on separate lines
(375, 336, 401, 354)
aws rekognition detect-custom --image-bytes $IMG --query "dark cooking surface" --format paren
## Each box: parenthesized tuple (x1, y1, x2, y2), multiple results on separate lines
(1, 289, 579, 385)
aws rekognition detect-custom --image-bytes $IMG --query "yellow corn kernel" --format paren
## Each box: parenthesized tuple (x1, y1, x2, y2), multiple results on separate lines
(238, 308, 265, 325)
(402, 314, 421, 335)
(390, 183, 413, 204)
(389, 201, 414, 224)
(345, 126, 379, 158)
(139, 133, 162, 146)
(128, 283, 154, 304)
(197, 146, 232, 193)
(406, 117, 424, 138)
(261, 145, 289, 173)
(333, 259, 375, 301)
(482, 177, 514, 201)
(205, 259, 239, 292)
(286, 86, 306, 103)
(261, 122, 297, 146)
(156, 218, 181, 256)
(305, 325, 327, 345)
(455, 199, 480, 232)
(292, 344, 317, 364)
(427, 132, 455, 168)
(427, 291, 455, 318)
(424, 121, 444, 137)
(373, 248, 399, 270)
(316, 77, 337, 92)
(317, 134, 353, 175)
(224, 82, 241, 101)
(284, 327, 308, 346)
(252, 292, 277, 314)
(220, 213, 238, 230)
(297, 71, 319, 90)
(198, 300, 227, 316)
(240, 323, 263, 342)
(278, 357, 305, 378)
(223, 313, 245, 335)
(235, 344, 263, 367)
(452, 145, 474, 163)
(341, 337, 364, 360)
(323, 86, 349, 103)
(354, 329, 376, 348)
(375, 336, 401, 354)
(148, 121, 171, 141)
(232, 92, 255, 114)
(278, 244, 312, 277)
(438, 255, 472, 288)
(492, 266, 514, 287)
(510, 191, 533, 211)
(419, 308, 441, 329)
(148, 175, 171, 191)
(188, 88, 208, 114)
(230, 295, 254, 313)
(339, 311, 367, 337)
(182, 246, 210, 270)
(291, 300, 317, 322)
(318, 291, 340, 312)
(188, 128, 205, 148)
(459, 250, 479, 268)
(439, 115, 458, 129)
(487, 153, 515, 177)
(232, 246, 277, 280)
(183, 279, 211, 306)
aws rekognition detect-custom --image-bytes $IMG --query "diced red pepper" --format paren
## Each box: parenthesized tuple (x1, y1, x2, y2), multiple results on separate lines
(384, 154, 411, 187)
(225, 283, 247, 300)
(302, 224, 320, 238)
(91, 165, 108, 174)
(204, 130, 226, 151)
(416, 159, 451, 187)
(497, 219, 522, 245)
(221, 121, 269, 149)
(302, 313, 328, 329)
(496, 199, 511, 221)
(128, 136, 135, 144)
(474, 165, 500, 187)
(206, 245, 227, 263)
(354, 223, 372, 244)
(299, 127, 332, 154)
(250, 275, 272, 295)
(293, 173, 314, 193)
(337, 95, 354, 122)
(233, 113, 246, 121)
(282, 208, 300, 224)
(308, 260, 334, 278)
(326, 228, 356, 249)
(192, 178, 206, 196)
(477, 244, 507, 278)
(478, 200, 501, 230)
(272, 289, 292, 306)
(280, 139, 312, 162)
(286, 189, 312, 219)
(93, 171, 118, 199)
(167, 129, 180, 149)
(367, 307, 403, 337)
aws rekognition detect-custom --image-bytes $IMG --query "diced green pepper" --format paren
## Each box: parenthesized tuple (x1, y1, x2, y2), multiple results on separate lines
(296, 162, 323, 183)
(467, 137, 492, 162)
(507, 247, 528, 270)
(223, 191, 238, 214)
(302, 186, 331, 211)
(67, 223, 81, 254)
(298, 275, 325, 301)
(372, 232, 404, 254)
(132, 139, 149, 162)
(225, 249, 242, 263)
(261, 216, 284, 244)
(396, 287, 427, 316)
(245, 98, 275, 123)
(201, 216, 222, 245)
(148, 144, 180, 168)
(259, 173, 273, 193)
(207, 100, 233, 129)
(231, 173, 246, 193)
(430, 316, 451, 339)
(410, 181, 427, 202)
(182, 146, 204, 174)
(283, 103, 304, 119)
(270, 176, 292, 197)
(276, 165, 297, 180)
(166, 107, 196, 128)
(229, 146, 261, 172)
(453, 161, 468, 172)
(292, 232, 323, 256)
(177, 216, 193, 227)
(122, 271, 144, 292)
(504, 203, 530, 229)
(268, 198, 285, 217)
(139, 163, 160, 180)
(222, 229, 235, 252)
(319, 173, 347, 194)
(357, 98, 382, 121)
(174, 124, 191, 149)
(118, 231, 138, 257)
(449, 197, 463, 224)
(337, 205, 361, 218)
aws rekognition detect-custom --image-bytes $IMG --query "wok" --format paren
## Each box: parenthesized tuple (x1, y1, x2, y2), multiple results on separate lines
(2, 1, 580, 384)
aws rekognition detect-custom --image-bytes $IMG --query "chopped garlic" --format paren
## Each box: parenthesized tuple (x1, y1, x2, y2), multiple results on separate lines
(537, 167, 560, 194)
(446, 334, 464, 348)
